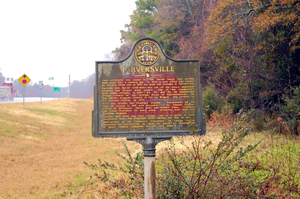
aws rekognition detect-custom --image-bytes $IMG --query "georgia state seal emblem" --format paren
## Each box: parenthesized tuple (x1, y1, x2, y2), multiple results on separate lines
(135, 40, 159, 66)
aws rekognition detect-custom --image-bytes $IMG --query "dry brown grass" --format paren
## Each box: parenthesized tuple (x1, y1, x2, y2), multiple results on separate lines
(0, 98, 224, 198)
(0, 99, 136, 198)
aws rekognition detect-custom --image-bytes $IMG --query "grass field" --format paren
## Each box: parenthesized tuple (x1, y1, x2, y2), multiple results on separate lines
(0, 99, 140, 198)
(0, 99, 299, 198)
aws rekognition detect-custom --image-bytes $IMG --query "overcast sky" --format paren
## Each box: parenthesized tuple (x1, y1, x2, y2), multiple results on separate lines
(0, 0, 136, 87)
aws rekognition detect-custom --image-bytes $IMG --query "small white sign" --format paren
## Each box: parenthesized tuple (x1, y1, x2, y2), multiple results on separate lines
(38, 81, 44, 89)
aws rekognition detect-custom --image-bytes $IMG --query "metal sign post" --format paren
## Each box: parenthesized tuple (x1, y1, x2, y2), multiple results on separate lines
(143, 137, 156, 199)
(23, 86, 25, 106)
(92, 38, 206, 198)
(38, 81, 44, 104)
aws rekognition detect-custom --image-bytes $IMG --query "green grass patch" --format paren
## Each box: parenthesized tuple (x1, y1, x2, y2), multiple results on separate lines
(241, 135, 300, 197)
(50, 172, 100, 199)
(75, 100, 87, 104)
(24, 108, 78, 117)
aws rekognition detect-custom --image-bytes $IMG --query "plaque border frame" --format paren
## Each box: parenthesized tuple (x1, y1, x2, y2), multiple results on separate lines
(92, 37, 206, 139)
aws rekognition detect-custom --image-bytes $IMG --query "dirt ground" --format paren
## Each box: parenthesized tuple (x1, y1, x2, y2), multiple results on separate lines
(0, 98, 222, 198)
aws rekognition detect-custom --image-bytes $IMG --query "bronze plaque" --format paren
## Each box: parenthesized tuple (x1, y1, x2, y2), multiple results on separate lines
(92, 38, 205, 139)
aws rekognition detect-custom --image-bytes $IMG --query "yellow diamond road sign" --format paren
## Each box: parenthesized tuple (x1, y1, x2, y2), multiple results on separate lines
(18, 74, 31, 87)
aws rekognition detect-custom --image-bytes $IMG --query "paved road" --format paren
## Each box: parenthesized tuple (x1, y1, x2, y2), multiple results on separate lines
(0, 97, 56, 104)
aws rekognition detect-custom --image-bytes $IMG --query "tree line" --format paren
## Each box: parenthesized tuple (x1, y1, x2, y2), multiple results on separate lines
(0, 69, 95, 99)
(111, 0, 300, 134)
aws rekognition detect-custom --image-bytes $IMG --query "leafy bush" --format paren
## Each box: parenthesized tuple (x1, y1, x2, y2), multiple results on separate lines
(203, 84, 224, 118)
(281, 86, 300, 135)
(85, 110, 271, 198)
(242, 136, 300, 197)
(156, 110, 262, 198)
(252, 114, 265, 131)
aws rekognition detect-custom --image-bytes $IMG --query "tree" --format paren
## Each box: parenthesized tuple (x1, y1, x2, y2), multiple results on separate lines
(70, 74, 95, 98)
(112, 42, 133, 61)
(157, 0, 212, 59)
(205, 0, 300, 114)
(113, 0, 214, 59)
(111, 0, 300, 133)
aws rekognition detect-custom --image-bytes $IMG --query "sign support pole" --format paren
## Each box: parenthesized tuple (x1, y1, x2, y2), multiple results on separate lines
(127, 136, 173, 199)
(23, 86, 25, 106)
(143, 136, 156, 199)
(40, 89, 42, 104)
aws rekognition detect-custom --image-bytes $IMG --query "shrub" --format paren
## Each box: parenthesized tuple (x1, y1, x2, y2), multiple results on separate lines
(242, 136, 300, 197)
(156, 110, 262, 198)
(203, 84, 224, 118)
(84, 142, 144, 198)
(281, 86, 300, 135)
(85, 110, 268, 198)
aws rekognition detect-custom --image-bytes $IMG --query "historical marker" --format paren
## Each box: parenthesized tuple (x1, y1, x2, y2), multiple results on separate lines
(92, 38, 206, 198)
(92, 38, 205, 140)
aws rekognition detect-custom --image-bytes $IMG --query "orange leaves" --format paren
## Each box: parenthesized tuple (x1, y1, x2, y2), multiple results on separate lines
(205, 0, 300, 52)
(252, 0, 300, 51)
(290, 29, 300, 51)
(205, 0, 249, 48)
(253, 8, 297, 31)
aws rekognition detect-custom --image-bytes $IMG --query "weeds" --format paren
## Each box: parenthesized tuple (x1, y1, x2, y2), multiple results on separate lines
(243, 135, 300, 197)
(84, 142, 144, 198)
(85, 110, 300, 198)
(156, 110, 261, 198)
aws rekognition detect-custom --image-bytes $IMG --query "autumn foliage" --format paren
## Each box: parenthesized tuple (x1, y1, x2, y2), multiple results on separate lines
(112, 0, 300, 134)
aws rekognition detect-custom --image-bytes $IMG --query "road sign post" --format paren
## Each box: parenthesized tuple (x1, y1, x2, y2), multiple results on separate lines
(53, 87, 60, 101)
(92, 38, 206, 198)
(23, 86, 25, 106)
(18, 74, 31, 106)
(38, 81, 44, 104)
